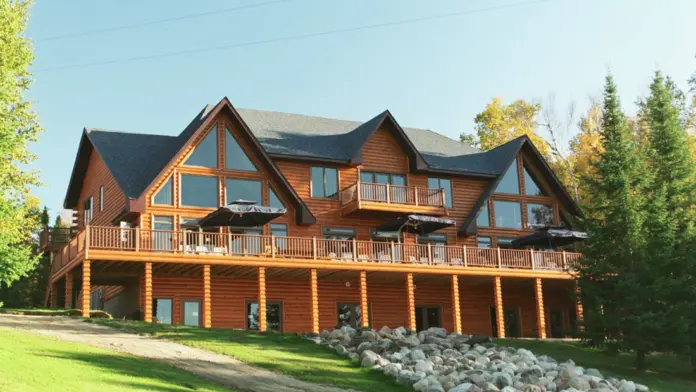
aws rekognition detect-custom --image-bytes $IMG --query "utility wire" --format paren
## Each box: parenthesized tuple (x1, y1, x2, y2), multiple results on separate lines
(36, 0, 292, 42)
(36, 0, 554, 72)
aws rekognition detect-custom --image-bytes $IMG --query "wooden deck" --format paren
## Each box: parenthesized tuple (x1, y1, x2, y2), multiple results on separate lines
(340, 182, 448, 216)
(45, 226, 581, 284)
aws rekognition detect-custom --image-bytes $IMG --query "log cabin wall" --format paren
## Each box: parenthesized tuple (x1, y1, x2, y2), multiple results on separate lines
(76, 150, 126, 229)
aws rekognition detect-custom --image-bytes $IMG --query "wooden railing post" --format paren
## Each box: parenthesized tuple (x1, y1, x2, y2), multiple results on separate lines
(441, 189, 447, 208)
(390, 241, 395, 263)
(352, 238, 358, 262)
(427, 243, 433, 265)
(181, 229, 186, 254)
(271, 234, 276, 258)
(530, 249, 535, 270)
(414, 188, 419, 206)
(357, 181, 362, 202)
(496, 247, 502, 268)
(312, 237, 317, 260)
(135, 228, 141, 252)
(562, 251, 568, 270)
(228, 232, 233, 256)
(85, 225, 90, 257)
(385, 184, 390, 203)
(462, 245, 468, 267)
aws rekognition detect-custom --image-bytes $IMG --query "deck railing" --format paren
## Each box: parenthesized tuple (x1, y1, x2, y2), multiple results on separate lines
(40, 226, 80, 250)
(341, 182, 446, 208)
(50, 229, 87, 274)
(82, 226, 579, 271)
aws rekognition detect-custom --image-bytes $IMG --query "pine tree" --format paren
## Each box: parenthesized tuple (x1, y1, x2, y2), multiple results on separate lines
(578, 75, 658, 370)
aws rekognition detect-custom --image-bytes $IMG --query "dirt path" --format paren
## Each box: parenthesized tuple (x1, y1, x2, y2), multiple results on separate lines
(0, 314, 354, 392)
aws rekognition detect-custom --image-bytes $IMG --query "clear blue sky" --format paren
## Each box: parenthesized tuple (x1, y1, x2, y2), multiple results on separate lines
(26, 0, 696, 219)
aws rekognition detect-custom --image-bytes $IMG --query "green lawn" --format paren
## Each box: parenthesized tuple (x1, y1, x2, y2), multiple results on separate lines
(93, 319, 411, 392)
(0, 327, 232, 392)
(497, 339, 696, 392)
(0, 307, 111, 318)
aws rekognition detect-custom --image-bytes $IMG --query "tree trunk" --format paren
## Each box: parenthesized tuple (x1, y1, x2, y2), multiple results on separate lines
(635, 350, 647, 371)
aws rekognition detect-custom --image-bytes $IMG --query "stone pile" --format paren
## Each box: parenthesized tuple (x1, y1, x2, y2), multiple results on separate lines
(308, 325, 649, 392)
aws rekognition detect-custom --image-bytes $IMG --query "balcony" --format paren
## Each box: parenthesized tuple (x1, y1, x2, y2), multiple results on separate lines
(341, 182, 448, 216)
(49, 226, 581, 279)
(40, 226, 80, 252)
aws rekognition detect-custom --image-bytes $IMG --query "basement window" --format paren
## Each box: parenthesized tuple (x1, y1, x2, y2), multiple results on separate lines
(337, 303, 370, 328)
(246, 301, 283, 332)
(153, 298, 172, 324)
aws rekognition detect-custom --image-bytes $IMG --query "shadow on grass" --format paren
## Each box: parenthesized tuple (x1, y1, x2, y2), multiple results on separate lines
(93, 319, 411, 392)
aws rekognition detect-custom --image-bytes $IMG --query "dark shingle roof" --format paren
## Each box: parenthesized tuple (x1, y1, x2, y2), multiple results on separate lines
(81, 106, 519, 202)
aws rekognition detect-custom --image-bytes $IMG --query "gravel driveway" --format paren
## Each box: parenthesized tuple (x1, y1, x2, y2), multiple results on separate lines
(0, 314, 354, 392)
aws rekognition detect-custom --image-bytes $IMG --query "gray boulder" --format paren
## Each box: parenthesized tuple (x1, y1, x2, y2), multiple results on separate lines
(397, 369, 423, 386)
(416, 360, 435, 373)
(568, 376, 592, 391)
(411, 349, 427, 361)
(360, 350, 380, 367)
(492, 372, 512, 388)
(635, 384, 649, 392)
(334, 344, 348, 356)
(586, 368, 604, 379)
(618, 381, 636, 392)
(448, 383, 473, 392)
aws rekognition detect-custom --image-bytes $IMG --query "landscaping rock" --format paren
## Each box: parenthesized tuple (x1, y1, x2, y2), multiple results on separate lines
(311, 325, 649, 392)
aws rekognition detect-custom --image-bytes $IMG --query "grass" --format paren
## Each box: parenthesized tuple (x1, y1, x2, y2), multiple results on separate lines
(93, 319, 411, 392)
(0, 327, 233, 392)
(0, 307, 111, 318)
(497, 339, 696, 392)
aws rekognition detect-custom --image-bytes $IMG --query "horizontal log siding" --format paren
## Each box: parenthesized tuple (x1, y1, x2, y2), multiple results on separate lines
(501, 279, 537, 338)
(317, 281, 360, 331)
(359, 124, 409, 173)
(77, 150, 126, 229)
(368, 281, 408, 328)
(543, 281, 575, 335)
(459, 277, 495, 336)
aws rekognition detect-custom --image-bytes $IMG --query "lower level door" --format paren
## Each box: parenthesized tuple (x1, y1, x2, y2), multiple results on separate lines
(182, 300, 201, 326)
(415, 306, 442, 331)
(549, 309, 564, 338)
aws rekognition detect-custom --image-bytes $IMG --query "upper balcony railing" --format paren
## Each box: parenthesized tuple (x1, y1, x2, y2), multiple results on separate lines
(341, 182, 447, 208)
(40, 226, 80, 251)
(47, 226, 581, 274)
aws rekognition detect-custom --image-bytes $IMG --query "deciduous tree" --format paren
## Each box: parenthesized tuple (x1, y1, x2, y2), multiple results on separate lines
(0, 0, 42, 288)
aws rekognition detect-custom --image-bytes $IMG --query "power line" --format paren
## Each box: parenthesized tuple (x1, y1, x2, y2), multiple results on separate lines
(36, 0, 292, 42)
(36, 0, 554, 72)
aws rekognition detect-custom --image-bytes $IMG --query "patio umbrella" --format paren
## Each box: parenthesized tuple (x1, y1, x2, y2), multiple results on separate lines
(511, 227, 587, 248)
(375, 214, 456, 236)
(198, 199, 287, 228)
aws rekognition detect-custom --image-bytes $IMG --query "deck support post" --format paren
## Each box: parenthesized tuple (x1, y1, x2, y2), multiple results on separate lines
(144, 262, 153, 323)
(310, 269, 319, 334)
(81, 260, 91, 318)
(575, 283, 584, 332)
(493, 276, 505, 338)
(203, 264, 211, 328)
(406, 273, 416, 331)
(65, 271, 73, 309)
(258, 266, 267, 332)
(451, 275, 462, 334)
(359, 271, 368, 328)
(534, 278, 547, 339)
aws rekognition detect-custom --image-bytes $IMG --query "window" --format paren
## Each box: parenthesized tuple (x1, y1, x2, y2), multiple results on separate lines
(246, 301, 283, 331)
(182, 300, 201, 326)
(311, 167, 338, 199)
(323, 227, 356, 240)
(416, 306, 442, 332)
(427, 178, 453, 208)
(524, 166, 547, 196)
(99, 186, 104, 211)
(226, 178, 262, 204)
(184, 126, 218, 168)
(153, 176, 173, 205)
(153, 216, 173, 251)
(337, 303, 369, 328)
(181, 175, 218, 207)
(270, 223, 288, 251)
(495, 158, 520, 194)
(496, 237, 516, 249)
(83, 197, 93, 225)
(153, 298, 172, 324)
(494, 200, 522, 229)
(417, 233, 447, 246)
(527, 203, 554, 228)
(477, 236, 492, 248)
(477, 203, 490, 227)
(360, 171, 406, 185)
(269, 187, 285, 209)
(225, 127, 257, 171)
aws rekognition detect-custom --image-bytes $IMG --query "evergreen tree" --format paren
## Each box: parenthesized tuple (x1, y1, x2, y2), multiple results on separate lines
(578, 75, 657, 370)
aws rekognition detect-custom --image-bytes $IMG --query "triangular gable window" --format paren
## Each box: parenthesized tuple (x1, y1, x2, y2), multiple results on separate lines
(226, 127, 257, 171)
(494, 158, 520, 194)
(269, 186, 285, 209)
(153, 176, 173, 205)
(184, 126, 218, 168)
(524, 165, 548, 196)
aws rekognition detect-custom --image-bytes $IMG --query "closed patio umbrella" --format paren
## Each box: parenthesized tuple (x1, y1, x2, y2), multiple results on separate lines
(511, 226, 587, 248)
(198, 200, 287, 228)
(375, 214, 456, 236)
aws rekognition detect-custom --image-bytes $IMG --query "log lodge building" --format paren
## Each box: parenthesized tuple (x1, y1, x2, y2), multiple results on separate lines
(42, 98, 583, 339)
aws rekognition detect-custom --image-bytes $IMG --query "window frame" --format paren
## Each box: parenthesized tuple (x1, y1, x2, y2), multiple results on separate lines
(183, 126, 218, 168)
(493, 200, 523, 229)
(322, 226, 356, 240)
(152, 176, 174, 206)
(527, 203, 555, 229)
(153, 298, 173, 324)
(180, 174, 219, 208)
(83, 196, 93, 225)
(268, 186, 285, 209)
(336, 302, 371, 329)
(225, 177, 263, 205)
(359, 171, 407, 186)
(181, 299, 202, 327)
(477, 236, 492, 248)
(99, 186, 104, 211)
(477, 203, 490, 227)
(310, 167, 339, 200)
(494, 158, 521, 195)
(245, 300, 284, 332)
(225, 126, 258, 172)
(523, 164, 548, 196)
(427, 177, 453, 208)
